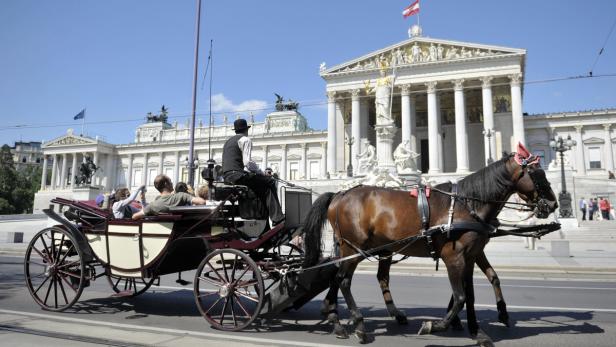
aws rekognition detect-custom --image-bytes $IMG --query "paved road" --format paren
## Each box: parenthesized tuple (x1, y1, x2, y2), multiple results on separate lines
(1, 255, 615, 346)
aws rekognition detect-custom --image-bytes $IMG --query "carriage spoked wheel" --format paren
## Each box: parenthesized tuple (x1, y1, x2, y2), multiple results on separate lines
(107, 273, 156, 297)
(194, 249, 264, 331)
(24, 227, 86, 311)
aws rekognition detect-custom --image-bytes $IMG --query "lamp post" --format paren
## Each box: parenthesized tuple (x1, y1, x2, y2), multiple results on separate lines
(184, 155, 199, 186)
(549, 134, 576, 218)
(346, 136, 355, 177)
(483, 128, 494, 164)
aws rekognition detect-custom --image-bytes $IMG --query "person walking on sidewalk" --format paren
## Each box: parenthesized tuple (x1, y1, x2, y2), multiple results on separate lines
(599, 197, 611, 220)
(588, 198, 595, 220)
(579, 197, 587, 221)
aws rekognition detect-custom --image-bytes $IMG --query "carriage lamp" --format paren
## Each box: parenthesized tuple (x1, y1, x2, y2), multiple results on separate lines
(184, 156, 199, 184)
(549, 134, 576, 218)
(346, 136, 355, 177)
(482, 128, 494, 164)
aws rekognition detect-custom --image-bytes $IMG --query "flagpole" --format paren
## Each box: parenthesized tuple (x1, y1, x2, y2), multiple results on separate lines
(187, 0, 203, 188)
(82, 109, 85, 136)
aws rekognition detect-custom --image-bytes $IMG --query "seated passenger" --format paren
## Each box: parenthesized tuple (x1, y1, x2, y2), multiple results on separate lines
(132, 174, 206, 220)
(197, 184, 209, 201)
(112, 185, 147, 219)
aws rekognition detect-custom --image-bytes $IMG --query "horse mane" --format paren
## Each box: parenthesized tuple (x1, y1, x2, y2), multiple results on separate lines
(455, 154, 514, 209)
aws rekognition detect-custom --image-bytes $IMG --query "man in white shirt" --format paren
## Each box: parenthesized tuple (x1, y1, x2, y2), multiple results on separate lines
(222, 118, 285, 226)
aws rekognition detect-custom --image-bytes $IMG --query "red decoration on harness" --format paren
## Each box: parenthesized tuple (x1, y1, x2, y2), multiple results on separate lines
(410, 186, 431, 198)
(514, 142, 540, 167)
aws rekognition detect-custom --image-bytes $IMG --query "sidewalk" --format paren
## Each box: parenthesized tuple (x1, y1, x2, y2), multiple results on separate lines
(1, 218, 616, 278)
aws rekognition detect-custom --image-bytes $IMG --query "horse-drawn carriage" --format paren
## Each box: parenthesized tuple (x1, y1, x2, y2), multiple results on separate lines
(25, 145, 561, 346)
(24, 182, 333, 331)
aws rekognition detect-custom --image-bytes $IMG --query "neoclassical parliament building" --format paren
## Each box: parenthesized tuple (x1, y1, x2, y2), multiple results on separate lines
(33, 28, 616, 212)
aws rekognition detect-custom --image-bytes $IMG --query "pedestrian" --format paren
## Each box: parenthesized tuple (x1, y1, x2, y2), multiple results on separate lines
(600, 197, 610, 220)
(579, 197, 587, 221)
(588, 198, 594, 220)
(592, 198, 600, 220)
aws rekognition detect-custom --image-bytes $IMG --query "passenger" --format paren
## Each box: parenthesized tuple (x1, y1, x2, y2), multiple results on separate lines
(222, 118, 285, 226)
(112, 185, 147, 219)
(175, 181, 189, 193)
(132, 174, 206, 220)
(196, 185, 209, 201)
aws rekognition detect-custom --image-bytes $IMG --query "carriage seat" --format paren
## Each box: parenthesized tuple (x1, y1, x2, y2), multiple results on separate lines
(213, 182, 268, 220)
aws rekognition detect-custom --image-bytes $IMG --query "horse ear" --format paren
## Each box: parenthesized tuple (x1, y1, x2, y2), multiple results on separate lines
(517, 142, 531, 158)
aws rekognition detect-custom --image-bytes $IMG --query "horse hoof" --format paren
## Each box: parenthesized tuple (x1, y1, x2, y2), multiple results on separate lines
(394, 313, 408, 325)
(498, 312, 511, 327)
(473, 329, 494, 347)
(334, 326, 349, 339)
(417, 320, 432, 335)
(354, 330, 368, 344)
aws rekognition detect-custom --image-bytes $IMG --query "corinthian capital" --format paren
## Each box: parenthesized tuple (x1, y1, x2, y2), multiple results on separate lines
(480, 76, 493, 88)
(351, 88, 361, 99)
(327, 91, 336, 102)
(509, 73, 523, 86)
(425, 81, 438, 93)
(400, 84, 411, 95)
(453, 79, 465, 91)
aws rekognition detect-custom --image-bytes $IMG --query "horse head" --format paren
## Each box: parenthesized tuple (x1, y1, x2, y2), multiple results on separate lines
(509, 143, 558, 219)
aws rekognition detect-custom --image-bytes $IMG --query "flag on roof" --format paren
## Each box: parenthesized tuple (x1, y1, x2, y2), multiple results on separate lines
(74, 109, 85, 120)
(402, 0, 420, 18)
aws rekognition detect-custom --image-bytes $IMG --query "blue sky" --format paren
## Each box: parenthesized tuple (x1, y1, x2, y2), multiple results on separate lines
(1, 0, 615, 145)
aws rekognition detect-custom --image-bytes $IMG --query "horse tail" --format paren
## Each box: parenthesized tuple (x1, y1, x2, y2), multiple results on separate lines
(303, 192, 336, 268)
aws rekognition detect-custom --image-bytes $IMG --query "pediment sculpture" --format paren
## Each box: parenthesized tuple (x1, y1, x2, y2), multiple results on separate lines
(394, 140, 421, 174)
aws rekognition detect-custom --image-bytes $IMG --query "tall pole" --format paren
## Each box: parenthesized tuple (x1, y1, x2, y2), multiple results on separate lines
(560, 150, 567, 194)
(187, 0, 202, 188)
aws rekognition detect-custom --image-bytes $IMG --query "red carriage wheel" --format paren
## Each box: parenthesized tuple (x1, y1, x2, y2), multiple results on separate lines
(107, 273, 156, 297)
(194, 249, 264, 331)
(24, 227, 86, 311)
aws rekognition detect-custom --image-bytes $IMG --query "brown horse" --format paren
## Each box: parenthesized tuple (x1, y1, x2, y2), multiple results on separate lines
(302, 147, 557, 346)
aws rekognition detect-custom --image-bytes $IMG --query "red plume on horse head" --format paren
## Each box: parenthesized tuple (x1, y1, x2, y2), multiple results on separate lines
(514, 142, 540, 166)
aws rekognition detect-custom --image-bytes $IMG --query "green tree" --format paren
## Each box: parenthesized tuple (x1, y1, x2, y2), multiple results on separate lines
(0, 144, 42, 214)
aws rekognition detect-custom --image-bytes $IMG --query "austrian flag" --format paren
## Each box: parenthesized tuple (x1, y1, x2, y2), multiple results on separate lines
(402, 0, 420, 18)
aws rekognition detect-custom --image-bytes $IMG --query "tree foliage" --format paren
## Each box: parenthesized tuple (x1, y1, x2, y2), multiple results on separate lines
(0, 144, 41, 214)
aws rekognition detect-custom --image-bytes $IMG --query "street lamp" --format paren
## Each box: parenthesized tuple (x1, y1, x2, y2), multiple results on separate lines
(483, 128, 494, 164)
(346, 136, 355, 177)
(549, 134, 577, 218)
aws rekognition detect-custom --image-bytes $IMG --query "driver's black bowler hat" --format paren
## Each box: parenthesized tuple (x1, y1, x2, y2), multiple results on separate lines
(233, 118, 251, 132)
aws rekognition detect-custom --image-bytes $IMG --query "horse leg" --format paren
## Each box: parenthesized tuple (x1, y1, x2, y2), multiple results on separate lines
(418, 257, 466, 335)
(377, 255, 407, 325)
(447, 294, 465, 331)
(338, 259, 368, 343)
(476, 251, 509, 327)
(321, 279, 348, 339)
(465, 262, 494, 347)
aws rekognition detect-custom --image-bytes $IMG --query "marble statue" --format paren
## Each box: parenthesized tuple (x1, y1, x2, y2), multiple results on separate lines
(356, 139, 377, 175)
(364, 168, 405, 188)
(411, 43, 421, 63)
(428, 43, 437, 62)
(445, 47, 458, 59)
(319, 62, 326, 72)
(394, 140, 420, 174)
(373, 68, 394, 125)
(437, 44, 444, 60)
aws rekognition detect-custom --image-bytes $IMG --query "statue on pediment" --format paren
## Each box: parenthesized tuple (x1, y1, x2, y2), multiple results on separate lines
(146, 105, 169, 123)
(445, 46, 458, 59)
(428, 43, 437, 62)
(437, 44, 444, 60)
(75, 156, 98, 186)
(411, 43, 421, 63)
(274, 93, 299, 111)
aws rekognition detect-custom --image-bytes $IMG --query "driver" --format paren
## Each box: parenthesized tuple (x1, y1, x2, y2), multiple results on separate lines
(222, 118, 285, 226)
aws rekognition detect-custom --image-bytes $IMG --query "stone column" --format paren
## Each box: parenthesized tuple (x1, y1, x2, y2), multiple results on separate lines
(326, 91, 337, 175)
(127, 154, 133, 188)
(410, 95, 417, 152)
(174, 151, 180, 184)
(604, 124, 615, 171)
(300, 143, 307, 179)
(105, 154, 114, 190)
(426, 82, 441, 174)
(158, 152, 164, 179)
(510, 73, 526, 146)
(454, 79, 470, 173)
(400, 84, 412, 144)
(321, 142, 327, 178)
(574, 125, 586, 175)
(436, 92, 444, 170)
(142, 153, 148, 186)
(360, 98, 369, 140)
(351, 89, 361, 173)
(50, 154, 58, 189)
(60, 153, 68, 189)
(41, 155, 48, 190)
(70, 153, 77, 188)
(481, 76, 496, 165)
(261, 145, 268, 170)
(280, 144, 287, 180)
(93, 152, 99, 186)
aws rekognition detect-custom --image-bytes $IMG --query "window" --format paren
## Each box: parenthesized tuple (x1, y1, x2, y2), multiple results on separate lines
(181, 168, 188, 183)
(133, 169, 142, 187)
(589, 147, 602, 169)
(148, 169, 157, 185)
(289, 162, 299, 180)
(164, 167, 174, 179)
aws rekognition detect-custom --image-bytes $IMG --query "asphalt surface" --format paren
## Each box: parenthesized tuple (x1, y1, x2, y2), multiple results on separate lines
(1, 255, 616, 346)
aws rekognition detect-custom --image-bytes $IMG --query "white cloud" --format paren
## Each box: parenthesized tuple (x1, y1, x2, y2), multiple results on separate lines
(210, 93, 268, 114)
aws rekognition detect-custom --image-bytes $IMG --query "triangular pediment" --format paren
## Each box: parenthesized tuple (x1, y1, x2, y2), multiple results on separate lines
(321, 37, 525, 76)
(44, 134, 97, 148)
(584, 137, 604, 145)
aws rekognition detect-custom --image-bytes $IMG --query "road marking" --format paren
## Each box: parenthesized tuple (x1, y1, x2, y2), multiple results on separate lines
(0, 309, 342, 347)
(473, 304, 616, 313)
(478, 283, 616, 291)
